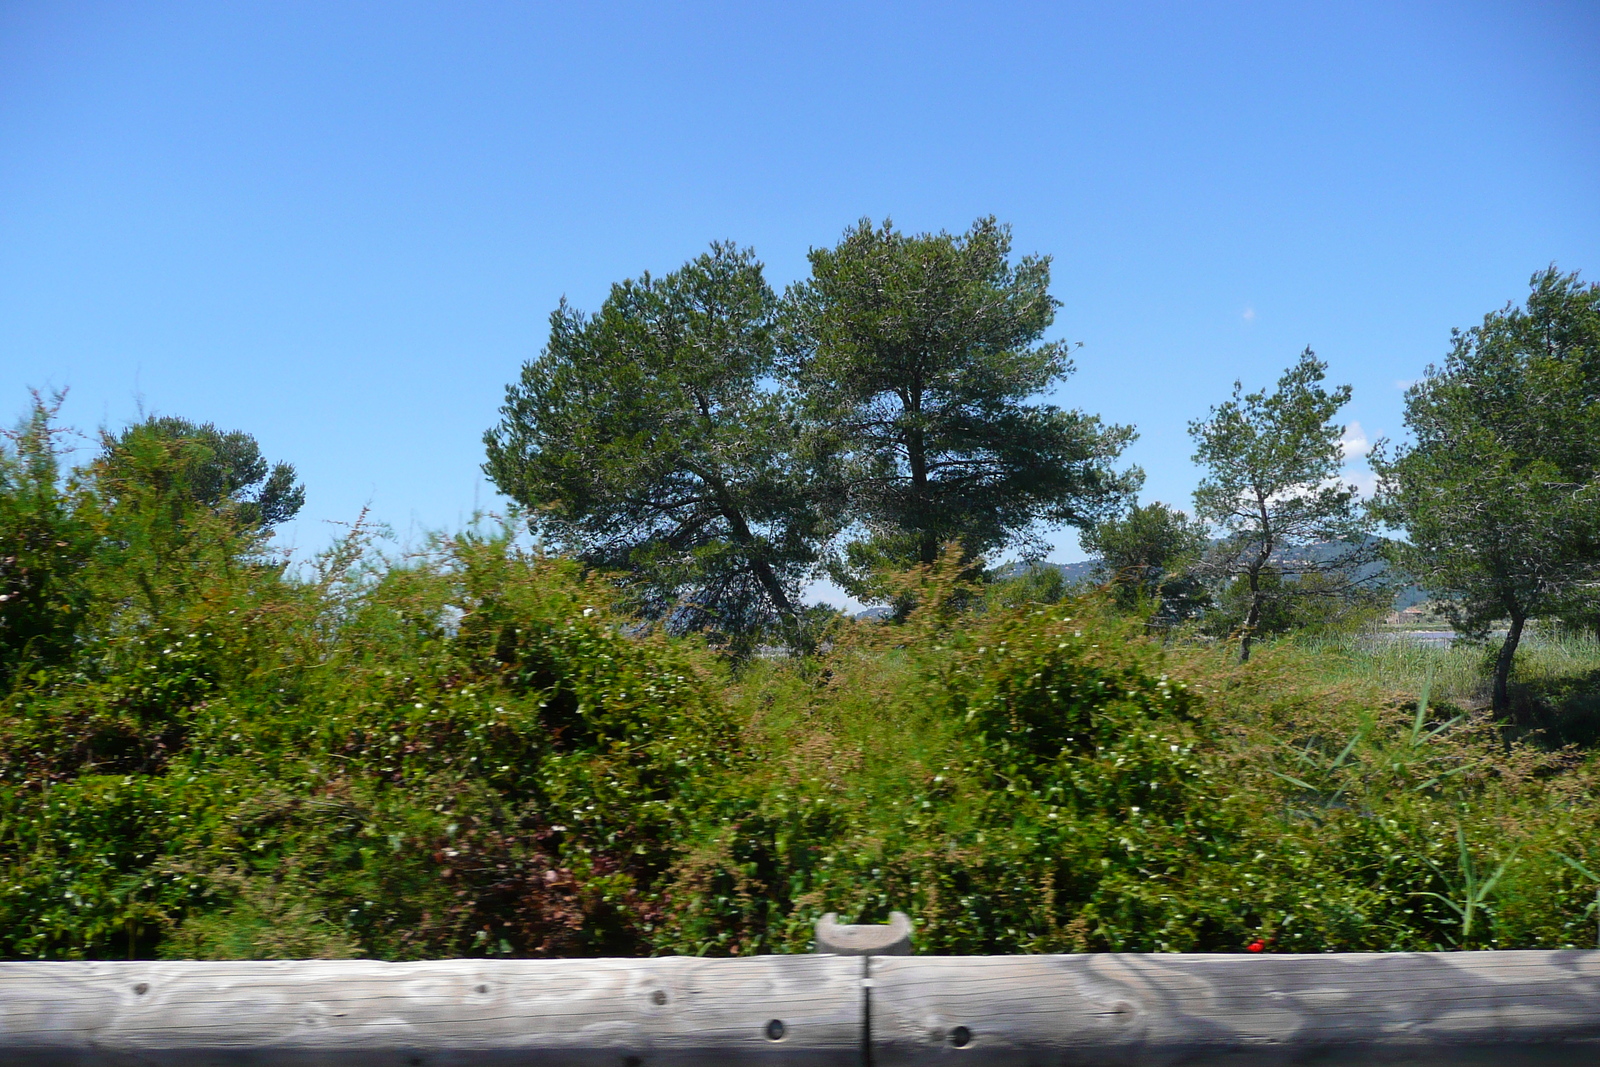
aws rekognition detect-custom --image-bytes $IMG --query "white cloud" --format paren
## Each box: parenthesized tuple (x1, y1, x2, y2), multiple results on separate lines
(1393, 378, 1416, 390)
(1338, 421, 1368, 461)
(1242, 306, 1256, 322)
(1345, 468, 1379, 499)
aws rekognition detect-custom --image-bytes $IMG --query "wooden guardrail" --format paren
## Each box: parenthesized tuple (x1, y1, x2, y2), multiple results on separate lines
(4, 948, 1600, 1064)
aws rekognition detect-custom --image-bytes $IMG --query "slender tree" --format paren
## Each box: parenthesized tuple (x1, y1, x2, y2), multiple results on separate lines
(1371, 268, 1600, 712)
(783, 217, 1138, 590)
(485, 244, 832, 648)
(1189, 349, 1375, 662)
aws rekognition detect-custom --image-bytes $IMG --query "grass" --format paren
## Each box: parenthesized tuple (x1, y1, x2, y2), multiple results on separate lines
(1280, 626, 1600, 746)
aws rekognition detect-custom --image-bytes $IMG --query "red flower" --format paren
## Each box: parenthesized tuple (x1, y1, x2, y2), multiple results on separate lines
(1246, 939, 1265, 953)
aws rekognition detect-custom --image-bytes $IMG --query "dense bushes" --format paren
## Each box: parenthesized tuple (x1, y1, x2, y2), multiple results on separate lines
(666, 566, 1600, 956)
(4, 408, 1600, 960)
(0, 522, 737, 959)
(0, 406, 734, 958)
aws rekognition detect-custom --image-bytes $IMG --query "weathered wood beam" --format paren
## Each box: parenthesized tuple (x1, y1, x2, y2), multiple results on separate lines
(0, 955, 863, 1066)
(4, 951, 1600, 1065)
(870, 951, 1600, 1065)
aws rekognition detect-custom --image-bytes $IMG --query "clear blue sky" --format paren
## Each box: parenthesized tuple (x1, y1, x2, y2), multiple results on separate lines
(4, 2, 1597, 583)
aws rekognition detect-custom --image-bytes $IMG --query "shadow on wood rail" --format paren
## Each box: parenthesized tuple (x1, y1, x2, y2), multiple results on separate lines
(4, 949, 1600, 1065)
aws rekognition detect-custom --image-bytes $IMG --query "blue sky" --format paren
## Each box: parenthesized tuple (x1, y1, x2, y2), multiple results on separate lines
(3, 2, 1597, 590)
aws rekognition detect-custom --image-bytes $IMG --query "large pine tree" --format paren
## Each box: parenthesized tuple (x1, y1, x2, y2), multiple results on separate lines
(782, 217, 1138, 590)
(485, 244, 834, 649)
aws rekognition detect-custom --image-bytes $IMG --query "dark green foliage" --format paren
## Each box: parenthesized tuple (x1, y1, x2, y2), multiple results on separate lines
(101, 416, 304, 530)
(485, 244, 832, 652)
(487, 219, 1138, 637)
(1081, 501, 1209, 619)
(1190, 350, 1379, 661)
(1205, 564, 1389, 639)
(1372, 268, 1600, 712)
(783, 217, 1140, 584)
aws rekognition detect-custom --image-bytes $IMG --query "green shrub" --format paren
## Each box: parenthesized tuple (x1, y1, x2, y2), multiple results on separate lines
(4, 418, 1600, 959)
(648, 590, 1600, 954)
(1, 522, 736, 959)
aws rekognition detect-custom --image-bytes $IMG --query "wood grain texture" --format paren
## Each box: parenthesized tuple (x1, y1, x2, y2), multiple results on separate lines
(0, 955, 863, 1066)
(869, 951, 1600, 1066)
(9, 951, 1600, 1065)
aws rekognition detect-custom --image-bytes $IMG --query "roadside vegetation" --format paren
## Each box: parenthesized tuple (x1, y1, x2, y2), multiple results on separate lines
(3, 222, 1597, 961)
(3, 433, 1600, 960)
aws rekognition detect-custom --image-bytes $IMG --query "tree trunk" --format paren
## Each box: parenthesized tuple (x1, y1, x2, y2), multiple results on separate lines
(747, 552, 799, 622)
(699, 469, 801, 634)
(1239, 568, 1263, 664)
(902, 384, 936, 566)
(906, 425, 936, 566)
(722, 507, 799, 623)
(1492, 611, 1526, 715)
(686, 395, 802, 640)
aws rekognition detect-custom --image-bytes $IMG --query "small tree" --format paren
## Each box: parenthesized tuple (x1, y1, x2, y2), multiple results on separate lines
(783, 217, 1139, 590)
(88, 415, 302, 622)
(99, 416, 304, 530)
(484, 244, 833, 650)
(1371, 268, 1600, 712)
(1189, 349, 1375, 662)
(1080, 501, 1209, 619)
(2, 401, 304, 684)
(1206, 562, 1390, 640)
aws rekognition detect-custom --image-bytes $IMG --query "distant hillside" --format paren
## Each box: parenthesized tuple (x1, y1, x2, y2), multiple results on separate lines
(992, 559, 1100, 584)
(998, 539, 1429, 609)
